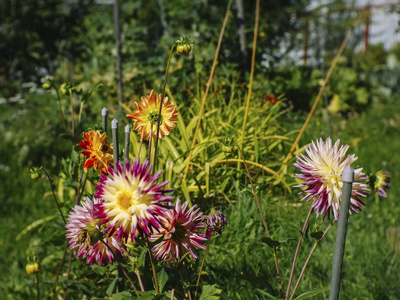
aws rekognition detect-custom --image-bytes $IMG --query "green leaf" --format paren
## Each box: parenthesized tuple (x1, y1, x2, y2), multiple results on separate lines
(261, 237, 281, 249)
(157, 268, 168, 293)
(299, 222, 310, 239)
(294, 286, 330, 299)
(111, 291, 135, 300)
(106, 277, 117, 296)
(199, 284, 222, 300)
(137, 247, 147, 268)
(137, 290, 157, 299)
(310, 231, 324, 241)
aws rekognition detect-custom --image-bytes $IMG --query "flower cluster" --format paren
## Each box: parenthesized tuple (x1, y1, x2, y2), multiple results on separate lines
(294, 137, 370, 220)
(66, 91, 212, 267)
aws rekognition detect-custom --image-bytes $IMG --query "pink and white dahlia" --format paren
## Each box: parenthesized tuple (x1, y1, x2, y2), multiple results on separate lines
(294, 137, 369, 220)
(151, 199, 207, 263)
(95, 159, 173, 242)
(65, 197, 123, 266)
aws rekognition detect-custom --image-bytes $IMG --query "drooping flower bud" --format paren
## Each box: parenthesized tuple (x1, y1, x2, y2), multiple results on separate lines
(206, 211, 228, 238)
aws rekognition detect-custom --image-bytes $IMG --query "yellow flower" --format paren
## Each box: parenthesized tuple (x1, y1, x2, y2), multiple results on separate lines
(77, 130, 113, 174)
(127, 90, 178, 141)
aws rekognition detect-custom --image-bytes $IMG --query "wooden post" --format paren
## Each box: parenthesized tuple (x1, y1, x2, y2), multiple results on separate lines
(303, 15, 309, 65)
(364, 5, 371, 54)
(113, 0, 124, 109)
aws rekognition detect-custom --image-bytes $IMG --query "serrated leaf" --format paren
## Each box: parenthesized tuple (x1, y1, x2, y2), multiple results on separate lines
(261, 237, 281, 248)
(157, 268, 168, 293)
(137, 290, 157, 300)
(111, 291, 135, 300)
(199, 284, 222, 300)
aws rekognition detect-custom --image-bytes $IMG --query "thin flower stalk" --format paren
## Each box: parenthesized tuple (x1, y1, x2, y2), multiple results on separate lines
(52, 241, 68, 300)
(183, 0, 233, 180)
(153, 45, 175, 173)
(36, 273, 40, 300)
(53, 82, 67, 133)
(42, 168, 66, 224)
(236, 144, 283, 298)
(69, 89, 75, 140)
(75, 169, 89, 206)
(279, 27, 354, 172)
(146, 241, 160, 294)
(63, 249, 73, 300)
(135, 270, 144, 292)
(289, 220, 335, 300)
(285, 203, 315, 300)
(194, 238, 211, 300)
(101, 240, 140, 297)
(239, 0, 260, 158)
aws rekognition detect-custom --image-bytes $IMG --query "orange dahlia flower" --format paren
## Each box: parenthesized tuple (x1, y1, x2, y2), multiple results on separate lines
(77, 130, 113, 174)
(127, 90, 178, 141)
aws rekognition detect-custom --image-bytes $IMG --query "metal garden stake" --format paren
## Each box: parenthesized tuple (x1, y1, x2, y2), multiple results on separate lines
(124, 124, 131, 167)
(102, 107, 108, 133)
(112, 119, 119, 170)
(329, 165, 354, 300)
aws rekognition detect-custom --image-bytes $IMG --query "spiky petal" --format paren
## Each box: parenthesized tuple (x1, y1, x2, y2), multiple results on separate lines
(151, 199, 207, 264)
(65, 197, 123, 266)
(77, 130, 113, 174)
(95, 159, 173, 242)
(294, 137, 369, 220)
(126, 90, 178, 141)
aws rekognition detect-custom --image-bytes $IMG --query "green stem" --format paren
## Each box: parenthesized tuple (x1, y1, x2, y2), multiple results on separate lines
(194, 238, 211, 300)
(153, 45, 175, 174)
(69, 89, 75, 141)
(101, 240, 140, 296)
(148, 122, 153, 163)
(289, 221, 334, 300)
(117, 260, 139, 296)
(236, 144, 283, 298)
(42, 168, 66, 224)
(75, 163, 89, 206)
(36, 273, 40, 300)
(53, 82, 67, 133)
(63, 249, 73, 300)
(146, 241, 159, 294)
(135, 269, 145, 291)
(52, 241, 68, 300)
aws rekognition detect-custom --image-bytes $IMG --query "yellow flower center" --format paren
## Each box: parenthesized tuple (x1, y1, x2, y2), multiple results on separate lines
(117, 191, 133, 211)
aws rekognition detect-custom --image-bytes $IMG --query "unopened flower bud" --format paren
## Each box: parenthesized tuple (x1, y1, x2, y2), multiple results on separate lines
(206, 211, 228, 238)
